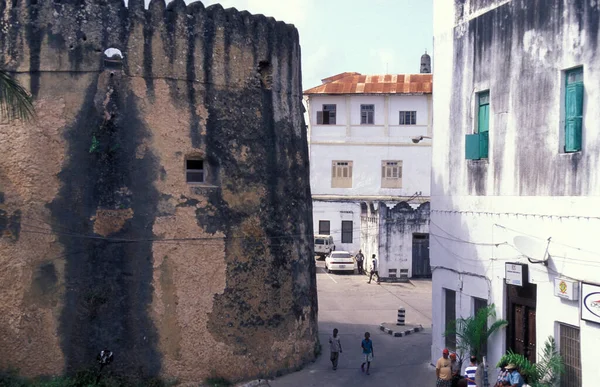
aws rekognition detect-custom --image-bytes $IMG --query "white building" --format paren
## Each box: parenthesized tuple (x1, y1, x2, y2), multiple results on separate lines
(304, 70, 433, 278)
(432, 1, 600, 386)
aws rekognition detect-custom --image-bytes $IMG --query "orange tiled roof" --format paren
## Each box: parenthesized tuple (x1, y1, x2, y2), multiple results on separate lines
(303, 72, 432, 95)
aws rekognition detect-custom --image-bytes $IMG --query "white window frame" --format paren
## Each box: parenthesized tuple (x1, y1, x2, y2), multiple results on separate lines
(399, 111, 417, 125)
(360, 104, 374, 125)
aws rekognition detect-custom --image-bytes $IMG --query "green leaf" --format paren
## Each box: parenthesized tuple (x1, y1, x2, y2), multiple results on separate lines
(0, 69, 35, 122)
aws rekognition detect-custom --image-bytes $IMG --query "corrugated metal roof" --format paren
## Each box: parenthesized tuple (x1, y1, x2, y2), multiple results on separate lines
(303, 72, 432, 95)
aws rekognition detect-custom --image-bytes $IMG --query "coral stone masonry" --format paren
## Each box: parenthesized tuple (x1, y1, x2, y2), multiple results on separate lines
(0, 0, 317, 383)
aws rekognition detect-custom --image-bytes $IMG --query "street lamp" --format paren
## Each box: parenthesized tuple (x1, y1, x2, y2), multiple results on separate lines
(411, 135, 432, 144)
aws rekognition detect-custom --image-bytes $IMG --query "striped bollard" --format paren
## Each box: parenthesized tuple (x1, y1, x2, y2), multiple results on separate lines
(396, 307, 405, 326)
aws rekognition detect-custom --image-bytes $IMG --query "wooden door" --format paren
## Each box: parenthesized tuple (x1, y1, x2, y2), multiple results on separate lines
(514, 305, 526, 355)
(527, 309, 537, 363)
(412, 233, 431, 278)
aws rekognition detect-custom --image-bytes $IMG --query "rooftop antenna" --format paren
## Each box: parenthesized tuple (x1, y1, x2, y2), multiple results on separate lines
(386, 62, 389, 74)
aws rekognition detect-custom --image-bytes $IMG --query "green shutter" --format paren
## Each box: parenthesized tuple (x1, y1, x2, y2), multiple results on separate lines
(478, 104, 489, 133)
(565, 82, 583, 152)
(479, 131, 489, 158)
(566, 83, 583, 117)
(466, 133, 481, 160)
(565, 118, 582, 152)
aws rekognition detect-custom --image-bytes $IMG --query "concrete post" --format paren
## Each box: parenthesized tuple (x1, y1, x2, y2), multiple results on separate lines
(397, 307, 406, 325)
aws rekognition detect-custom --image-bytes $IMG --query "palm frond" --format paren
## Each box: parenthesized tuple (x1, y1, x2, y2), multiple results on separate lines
(0, 69, 35, 122)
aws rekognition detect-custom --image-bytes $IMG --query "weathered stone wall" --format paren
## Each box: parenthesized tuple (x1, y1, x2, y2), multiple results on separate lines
(0, 0, 317, 383)
(361, 202, 430, 279)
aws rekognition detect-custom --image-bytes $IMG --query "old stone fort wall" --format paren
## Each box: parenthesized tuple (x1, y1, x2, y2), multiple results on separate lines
(0, 0, 317, 382)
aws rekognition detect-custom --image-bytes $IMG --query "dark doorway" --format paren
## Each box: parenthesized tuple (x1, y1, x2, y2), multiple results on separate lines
(506, 282, 537, 363)
(412, 233, 431, 278)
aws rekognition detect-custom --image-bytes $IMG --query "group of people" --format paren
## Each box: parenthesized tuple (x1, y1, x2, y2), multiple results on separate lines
(435, 348, 525, 387)
(328, 329, 375, 375)
(354, 250, 379, 284)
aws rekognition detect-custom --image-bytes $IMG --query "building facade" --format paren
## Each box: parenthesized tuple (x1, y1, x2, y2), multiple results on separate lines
(0, 1, 317, 382)
(304, 71, 433, 278)
(432, 1, 600, 386)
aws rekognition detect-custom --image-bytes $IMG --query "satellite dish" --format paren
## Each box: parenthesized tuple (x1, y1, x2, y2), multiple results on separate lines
(513, 236, 550, 263)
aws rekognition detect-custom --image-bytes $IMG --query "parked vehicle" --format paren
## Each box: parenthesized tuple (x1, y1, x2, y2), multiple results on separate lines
(314, 234, 335, 259)
(325, 251, 356, 273)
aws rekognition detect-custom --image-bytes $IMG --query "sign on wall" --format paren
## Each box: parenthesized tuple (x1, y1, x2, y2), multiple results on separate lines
(554, 278, 579, 301)
(505, 263, 527, 286)
(581, 282, 600, 324)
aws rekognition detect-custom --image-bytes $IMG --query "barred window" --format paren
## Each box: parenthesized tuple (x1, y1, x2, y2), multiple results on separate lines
(341, 220, 353, 243)
(399, 111, 417, 125)
(360, 104, 374, 124)
(559, 324, 581, 387)
(318, 220, 330, 235)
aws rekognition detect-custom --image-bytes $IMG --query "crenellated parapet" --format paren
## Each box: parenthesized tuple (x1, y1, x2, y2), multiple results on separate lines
(0, 0, 300, 91)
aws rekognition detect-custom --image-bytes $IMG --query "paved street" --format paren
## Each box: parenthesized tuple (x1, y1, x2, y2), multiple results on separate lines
(269, 260, 436, 387)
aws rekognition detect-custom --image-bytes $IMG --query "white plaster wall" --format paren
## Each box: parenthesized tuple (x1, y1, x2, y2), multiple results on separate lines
(310, 145, 431, 197)
(308, 94, 431, 145)
(380, 219, 429, 278)
(432, 2, 600, 383)
(430, 196, 600, 384)
(312, 201, 361, 254)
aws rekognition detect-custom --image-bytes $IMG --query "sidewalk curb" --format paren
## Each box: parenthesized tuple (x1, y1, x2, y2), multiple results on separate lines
(379, 323, 423, 337)
(235, 379, 271, 387)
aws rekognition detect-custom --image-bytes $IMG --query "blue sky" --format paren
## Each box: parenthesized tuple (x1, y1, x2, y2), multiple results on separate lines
(144, 0, 433, 90)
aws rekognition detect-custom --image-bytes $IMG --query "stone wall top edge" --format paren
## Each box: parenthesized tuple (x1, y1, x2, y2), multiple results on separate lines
(1, 0, 300, 76)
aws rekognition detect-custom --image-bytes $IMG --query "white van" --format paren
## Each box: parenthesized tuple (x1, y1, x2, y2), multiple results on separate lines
(314, 235, 335, 259)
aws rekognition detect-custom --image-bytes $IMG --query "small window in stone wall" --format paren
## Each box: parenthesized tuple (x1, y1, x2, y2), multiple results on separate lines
(186, 159, 204, 183)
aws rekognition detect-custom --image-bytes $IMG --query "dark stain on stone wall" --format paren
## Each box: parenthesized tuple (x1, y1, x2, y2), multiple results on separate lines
(26, 1, 42, 97)
(48, 71, 161, 378)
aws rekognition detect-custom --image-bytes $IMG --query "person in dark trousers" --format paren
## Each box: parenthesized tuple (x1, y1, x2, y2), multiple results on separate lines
(360, 332, 374, 375)
(329, 328, 342, 370)
(367, 254, 379, 284)
(355, 250, 365, 274)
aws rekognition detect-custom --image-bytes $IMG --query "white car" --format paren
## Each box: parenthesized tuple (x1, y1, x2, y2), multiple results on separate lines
(325, 251, 356, 273)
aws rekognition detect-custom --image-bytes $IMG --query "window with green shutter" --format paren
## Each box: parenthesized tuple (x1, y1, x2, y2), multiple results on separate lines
(465, 90, 490, 160)
(565, 68, 583, 153)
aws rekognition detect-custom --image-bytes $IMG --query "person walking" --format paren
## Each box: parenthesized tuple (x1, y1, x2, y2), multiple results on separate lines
(464, 356, 478, 386)
(436, 348, 453, 387)
(360, 332, 374, 375)
(355, 250, 365, 275)
(367, 254, 379, 284)
(329, 328, 342, 370)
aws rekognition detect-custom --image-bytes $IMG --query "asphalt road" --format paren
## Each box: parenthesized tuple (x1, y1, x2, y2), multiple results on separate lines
(268, 259, 436, 387)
